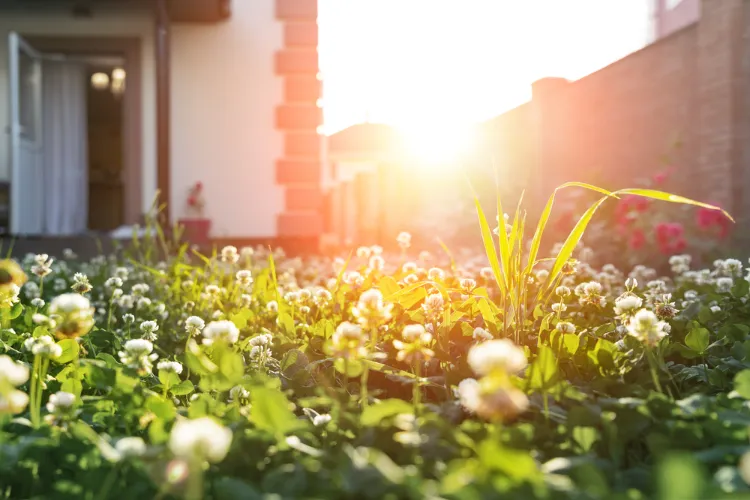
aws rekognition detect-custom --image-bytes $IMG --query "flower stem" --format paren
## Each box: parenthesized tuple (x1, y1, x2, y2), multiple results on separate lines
(29, 355, 40, 428)
(413, 360, 422, 414)
(646, 348, 664, 394)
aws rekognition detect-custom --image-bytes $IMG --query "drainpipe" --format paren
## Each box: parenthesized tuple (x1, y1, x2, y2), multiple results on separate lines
(155, 0, 171, 224)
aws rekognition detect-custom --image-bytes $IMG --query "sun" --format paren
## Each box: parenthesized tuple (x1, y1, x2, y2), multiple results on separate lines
(399, 123, 478, 168)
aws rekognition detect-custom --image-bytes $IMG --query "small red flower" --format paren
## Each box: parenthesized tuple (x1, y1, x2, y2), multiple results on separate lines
(629, 229, 646, 250)
(187, 195, 197, 207)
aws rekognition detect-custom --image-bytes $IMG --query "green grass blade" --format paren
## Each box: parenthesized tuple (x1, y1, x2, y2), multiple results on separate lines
(542, 194, 610, 300)
(613, 188, 734, 222)
(526, 182, 617, 276)
(473, 195, 505, 294)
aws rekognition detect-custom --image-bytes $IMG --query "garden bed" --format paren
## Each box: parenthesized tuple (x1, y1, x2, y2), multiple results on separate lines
(1, 220, 750, 499)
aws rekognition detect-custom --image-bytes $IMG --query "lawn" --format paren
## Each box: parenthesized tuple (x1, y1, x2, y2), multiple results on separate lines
(0, 187, 749, 499)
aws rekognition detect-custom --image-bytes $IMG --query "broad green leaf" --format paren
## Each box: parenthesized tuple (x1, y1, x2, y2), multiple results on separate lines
(734, 370, 750, 399)
(231, 309, 252, 330)
(360, 398, 414, 426)
(249, 387, 304, 436)
(146, 396, 176, 421)
(170, 379, 195, 396)
(377, 276, 400, 297)
(55, 339, 80, 364)
(572, 426, 598, 452)
(563, 334, 580, 355)
(158, 370, 181, 389)
(685, 327, 709, 354)
(656, 454, 705, 500)
(529, 345, 558, 390)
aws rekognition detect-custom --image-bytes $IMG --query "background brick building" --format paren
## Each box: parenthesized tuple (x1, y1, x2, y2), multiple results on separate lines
(483, 0, 750, 247)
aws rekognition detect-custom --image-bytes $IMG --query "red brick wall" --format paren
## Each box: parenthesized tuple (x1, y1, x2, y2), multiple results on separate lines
(274, 0, 324, 240)
(535, 26, 698, 197)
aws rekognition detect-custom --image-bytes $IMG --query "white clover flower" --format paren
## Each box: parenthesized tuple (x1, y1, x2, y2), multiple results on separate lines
(427, 268, 445, 282)
(220, 245, 239, 264)
(312, 414, 332, 426)
(716, 277, 734, 293)
(0, 355, 29, 386)
(115, 437, 147, 459)
(555, 286, 571, 298)
(614, 294, 643, 315)
(421, 292, 445, 321)
(351, 289, 393, 328)
(457, 378, 528, 421)
(467, 339, 527, 376)
(168, 417, 233, 463)
(131, 283, 150, 296)
(402, 262, 417, 273)
(327, 321, 367, 360)
(105, 277, 123, 289)
(626, 309, 669, 347)
(24, 335, 62, 359)
(396, 231, 412, 249)
(472, 327, 493, 341)
(0, 283, 21, 308)
(122, 313, 135, 324)
(229, 385, 250, 402)
(0, 390, 29, 415)
(368, 255, 385, 272)
(185, 316, 205, 336)
(30, 297, 45, 308)
(119, 339, 158, 375)
(118, 295, 134, 310)
(556, 321, 576, 334)
(114, 267, 129, 280)
(625, 277, 638, 289)
(355, 246, 371, 259)
(136, 297, 152, 309)
(710, 305, 721, 314)
(46, 391, 76, 413)
(157, 360, 184, 374)
(202, 320, 240, 346)
(551, 302, 567, 313)
(71, 273, 92, 294)
(235, 270, 253, 288)
(140, 320, 159, 340)
(266, 301, 279, 314)
(249, 333, 272, 347)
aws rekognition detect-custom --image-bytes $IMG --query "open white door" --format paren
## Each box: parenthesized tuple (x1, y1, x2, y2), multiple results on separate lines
(8, 32, 44, 235)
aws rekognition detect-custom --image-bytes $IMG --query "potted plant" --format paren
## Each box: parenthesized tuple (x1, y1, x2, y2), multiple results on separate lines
(178, 181, 211, 246)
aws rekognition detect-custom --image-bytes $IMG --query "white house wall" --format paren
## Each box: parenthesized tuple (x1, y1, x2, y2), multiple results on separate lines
(0, 4, 157, 216)
(170, 0, 284, 238)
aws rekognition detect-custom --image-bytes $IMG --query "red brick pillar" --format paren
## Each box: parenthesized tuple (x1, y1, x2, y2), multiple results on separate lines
(274, 0, 323, 246)
(695, 0, 745, 213)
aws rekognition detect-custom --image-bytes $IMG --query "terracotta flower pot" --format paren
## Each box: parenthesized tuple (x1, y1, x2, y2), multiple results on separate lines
(178, 218, 211, 246)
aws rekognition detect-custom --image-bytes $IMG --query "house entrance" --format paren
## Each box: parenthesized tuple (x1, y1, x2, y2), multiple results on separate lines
(8, 32, 128, 235)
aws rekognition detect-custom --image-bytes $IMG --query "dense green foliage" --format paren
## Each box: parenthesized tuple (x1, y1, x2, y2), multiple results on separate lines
(0, 202, 749, 499)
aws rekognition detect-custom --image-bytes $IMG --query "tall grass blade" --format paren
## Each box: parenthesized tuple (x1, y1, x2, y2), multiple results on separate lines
(473, 196, 505, 294)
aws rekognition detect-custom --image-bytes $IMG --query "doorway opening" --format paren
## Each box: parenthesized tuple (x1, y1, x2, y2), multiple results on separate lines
(86, 59, 125, 231)
(7, 32, 140, 236)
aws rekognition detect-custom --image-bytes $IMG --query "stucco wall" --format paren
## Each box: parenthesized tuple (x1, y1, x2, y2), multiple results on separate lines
(0, 4, 157, 215)
(170, 0, 284, 238)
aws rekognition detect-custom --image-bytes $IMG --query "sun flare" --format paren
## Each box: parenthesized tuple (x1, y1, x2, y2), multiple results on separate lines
(400, 123, 478, 168)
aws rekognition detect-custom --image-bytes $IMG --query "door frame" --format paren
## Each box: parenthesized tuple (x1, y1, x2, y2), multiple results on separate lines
(25, 36, 143, 227)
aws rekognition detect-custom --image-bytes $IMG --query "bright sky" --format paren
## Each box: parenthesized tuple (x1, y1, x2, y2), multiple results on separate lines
(318, 0, 652, 134)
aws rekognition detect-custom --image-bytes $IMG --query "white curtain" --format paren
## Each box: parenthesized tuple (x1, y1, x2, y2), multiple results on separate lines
(41, 60, 88, 235)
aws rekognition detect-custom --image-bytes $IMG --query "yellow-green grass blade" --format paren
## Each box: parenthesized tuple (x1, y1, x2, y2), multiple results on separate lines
(542, 194, 610, 301)
(613, 188, 734, 222)
(525, 182, 617, 276)
(474, 195, 506, 294)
